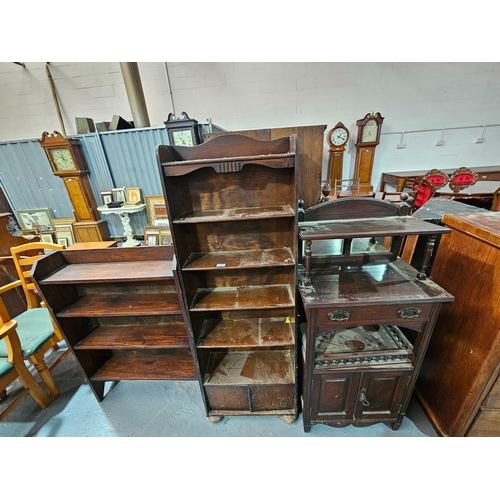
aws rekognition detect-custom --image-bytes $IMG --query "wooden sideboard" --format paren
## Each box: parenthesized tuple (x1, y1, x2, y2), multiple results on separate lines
(416, 212, 500, 436)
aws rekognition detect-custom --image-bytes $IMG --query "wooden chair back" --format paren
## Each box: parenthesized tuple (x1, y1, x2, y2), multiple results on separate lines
(423, 169, 450, 190)
(10, 242, 64, 310)
(449, 167, 478, 193)
(334, 178, 360, 196)
(413, 179, 436, 210)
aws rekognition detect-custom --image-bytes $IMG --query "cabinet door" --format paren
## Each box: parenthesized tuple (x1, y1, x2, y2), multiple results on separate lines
(311, 372, 360, 422)
(355, 369, 412, 421)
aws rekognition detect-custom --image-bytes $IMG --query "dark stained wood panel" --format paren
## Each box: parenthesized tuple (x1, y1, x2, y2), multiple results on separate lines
(75, 324, 190, 349)
(199, 318, 295, 348)
(56, 293, 181, 317)
(39, 260, 173, 284)
(174, 205, 295, 223)
(91, 354, 197, 381)
(191, 284, 294, 311)
(183, 248, 295, 270)
(204, 350, 295, 385)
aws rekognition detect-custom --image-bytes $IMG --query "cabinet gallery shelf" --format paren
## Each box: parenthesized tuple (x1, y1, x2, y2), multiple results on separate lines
(183, 248, 295, 270)
(75, 324, 190, 349)
(190, 284, 294, 311)
(91, 353, 197, 381)
(56, 293, 181, 317)
(199, 318, 295, 348)
(174, 205, 295, 224)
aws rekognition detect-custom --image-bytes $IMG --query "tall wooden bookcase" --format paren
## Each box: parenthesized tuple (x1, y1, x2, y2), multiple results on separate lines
(156, 134, 299, 423)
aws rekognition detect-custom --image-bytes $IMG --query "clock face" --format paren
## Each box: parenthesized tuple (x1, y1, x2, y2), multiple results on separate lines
(361, 120, 378, 143)
(330, 127, 349, 147)
(172, 129, 194, 147)
(49, 147, 76, 171)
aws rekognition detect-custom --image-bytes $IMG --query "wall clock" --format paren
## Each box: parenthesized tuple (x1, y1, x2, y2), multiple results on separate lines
(39, 131, 110, 242)
(353, 112, 384, 193)
(326, 122, 350, 184)
(164, 112, 202, 147)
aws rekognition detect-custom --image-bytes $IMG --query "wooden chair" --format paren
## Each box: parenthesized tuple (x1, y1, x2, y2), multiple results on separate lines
(412, 178, 436, 211)
(7, 242, 68, 398)
(1, 307, 51, 419)
(449, 167, 478, 193)
(334, 178, 360, 196)
(423, 169, 450, 190)
(491, 186, 500, 211)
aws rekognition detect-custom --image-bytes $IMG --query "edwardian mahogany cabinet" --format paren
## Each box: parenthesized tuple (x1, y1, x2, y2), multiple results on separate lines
(156, 134, 299, 423)
(297, 198, 454, 431)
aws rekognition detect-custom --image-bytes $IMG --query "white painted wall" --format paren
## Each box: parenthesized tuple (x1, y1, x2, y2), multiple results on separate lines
(1, 61, 500, 190)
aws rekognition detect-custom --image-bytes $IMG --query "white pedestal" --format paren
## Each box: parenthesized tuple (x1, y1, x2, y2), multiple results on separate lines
(97, 204, 146, 247)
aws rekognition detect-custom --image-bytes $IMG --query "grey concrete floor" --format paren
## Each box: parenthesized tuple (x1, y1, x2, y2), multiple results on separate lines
(0, 344, 438, 438)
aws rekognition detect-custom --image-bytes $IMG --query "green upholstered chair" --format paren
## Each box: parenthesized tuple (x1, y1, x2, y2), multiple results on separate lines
(0, 312, 51, 420)
(0, 270, 63, 399)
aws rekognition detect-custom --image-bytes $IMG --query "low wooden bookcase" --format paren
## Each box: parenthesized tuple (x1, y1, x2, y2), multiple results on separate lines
(31, 246, 196, 401)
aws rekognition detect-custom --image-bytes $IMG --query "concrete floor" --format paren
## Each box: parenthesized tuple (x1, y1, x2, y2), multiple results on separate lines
(0, 344, 438, 438)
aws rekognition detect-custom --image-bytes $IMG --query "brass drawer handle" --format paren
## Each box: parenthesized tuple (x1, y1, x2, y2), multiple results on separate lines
(398, 307, 422, 319)
(359, 388, 370, 406)
(328, 310, 350, 322)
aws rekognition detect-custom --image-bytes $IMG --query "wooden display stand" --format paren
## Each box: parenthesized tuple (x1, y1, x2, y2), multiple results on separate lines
(157, 134, 299, 423)
(416, 212, 500, 436)
(31, 246, 196, 402)
(297, 197, 454, 432)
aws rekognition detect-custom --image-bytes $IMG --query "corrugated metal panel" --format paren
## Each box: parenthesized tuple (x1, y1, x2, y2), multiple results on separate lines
(0, 139, 74, 219)
(0, 123, 221, 239)
(98, 126, 168, 196)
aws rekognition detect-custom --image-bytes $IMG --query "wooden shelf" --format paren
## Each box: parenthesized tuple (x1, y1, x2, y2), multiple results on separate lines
(204, 350, 295, 386)
(56, 293, 181, 317)
(199, 318, 295, 348)
(174, 205, 295, 224)
(39, 260, 173, 284)
(75, 324, 190, 349)
(183, 248, 295, 270)
(191, 284, 294, 311)
(91, 353, 197, 381)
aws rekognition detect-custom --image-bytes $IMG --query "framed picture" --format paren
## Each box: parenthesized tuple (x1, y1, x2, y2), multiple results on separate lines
(55, 224, 75, 246)
(160, 229, 172, 246)
(40, 232, 54, 243)
(20, 229, 39, 239)
(15, 208, 54, 232)
(145, 195, 168, 225)
(57, 237, 69, 247)
(126, 187, 142, 205)
(144, 226, 160, 246)
(112, 188, 127, 203)
(100, 190, 113, 206)
(52, 217, 75, 226)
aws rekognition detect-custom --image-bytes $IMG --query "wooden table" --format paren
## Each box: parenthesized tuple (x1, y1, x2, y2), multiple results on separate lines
(380, 166, 500, 191)
(434, 180, 500, 199)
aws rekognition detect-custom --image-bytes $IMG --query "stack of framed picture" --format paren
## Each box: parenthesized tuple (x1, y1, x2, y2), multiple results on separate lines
(143, 195, 171, 246)
(15, 209, 77, 247)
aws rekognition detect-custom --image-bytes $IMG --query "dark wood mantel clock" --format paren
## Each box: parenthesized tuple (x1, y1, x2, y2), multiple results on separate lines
(164, 112, 202, 147)
(39, 131, 110, 242)
(327, 122, 350, 184)
(353, 112, 384, 193)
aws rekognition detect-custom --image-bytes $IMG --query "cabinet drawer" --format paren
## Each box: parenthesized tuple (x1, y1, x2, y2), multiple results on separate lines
(316, 303, 433, 327)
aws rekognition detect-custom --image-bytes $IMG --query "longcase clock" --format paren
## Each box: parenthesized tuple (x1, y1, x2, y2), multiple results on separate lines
(353, 112, 384, 193)
(39, 131, 110, 242)
(327, 122, 349, 184)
